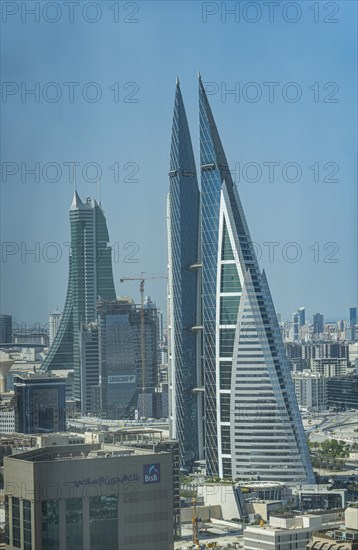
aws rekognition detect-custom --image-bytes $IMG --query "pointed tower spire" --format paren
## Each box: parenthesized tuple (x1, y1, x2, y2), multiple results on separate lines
(70, 190, 83, 210)
(198, 76, 314, 482)
(168, 79, 201, 469)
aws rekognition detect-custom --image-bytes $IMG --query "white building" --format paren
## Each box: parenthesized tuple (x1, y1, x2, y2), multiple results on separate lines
(0, 403, 15, 434)
(243, 510, 344, 550)
(291, 371, 326, 411)
(48, 309, 62, 346)
(310, 357, 349, 377)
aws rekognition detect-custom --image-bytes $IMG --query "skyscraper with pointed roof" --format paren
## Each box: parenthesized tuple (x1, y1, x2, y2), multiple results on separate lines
(167, 79, 203, 469)
(168, 77, 314, 483)
(42, 192, 116, 402)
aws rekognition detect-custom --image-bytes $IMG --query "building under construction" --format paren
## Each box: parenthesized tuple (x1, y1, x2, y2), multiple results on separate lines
(82, 297, 160, 419)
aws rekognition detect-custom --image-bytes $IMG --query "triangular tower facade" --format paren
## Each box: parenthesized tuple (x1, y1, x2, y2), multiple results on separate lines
(168, 77, 314, 483)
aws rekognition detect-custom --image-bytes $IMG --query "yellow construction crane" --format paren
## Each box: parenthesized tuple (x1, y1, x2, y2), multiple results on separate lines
(119, 272, 167, 418)
(192, 496, 200, 548)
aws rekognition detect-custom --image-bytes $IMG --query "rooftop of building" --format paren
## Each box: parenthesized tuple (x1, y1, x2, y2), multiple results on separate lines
(5, 442, 170, 464)
(13, 372, 65, 382)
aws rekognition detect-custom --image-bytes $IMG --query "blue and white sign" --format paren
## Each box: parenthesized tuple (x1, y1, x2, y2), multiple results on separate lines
(143, 463, 160, 484)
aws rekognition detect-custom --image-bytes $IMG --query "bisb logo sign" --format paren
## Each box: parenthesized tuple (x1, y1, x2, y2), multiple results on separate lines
(143, 463, 160, 484)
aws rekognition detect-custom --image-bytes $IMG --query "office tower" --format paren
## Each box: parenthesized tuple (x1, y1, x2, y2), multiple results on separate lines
(0, 314, 12, 343)
(298, 306, 305, 327)
(167, 80, 202, 468)
(167, 77, 314, 483)
(326, 375, 358, 410)
(350, 307, 357, 341)
(14, 373, 66, 434)
(80, 322, 99, 415)
(48, 309, 62, 346)
(292, 311, 300, 341)
(42, 192, 116, 404)
(4, 442, 175, 550)
(313, 313, 324, 336)
(97, 297, 159, 419)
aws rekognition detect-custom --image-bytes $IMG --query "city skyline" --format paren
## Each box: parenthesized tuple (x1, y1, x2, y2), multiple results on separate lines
(1, 2, 357, 325)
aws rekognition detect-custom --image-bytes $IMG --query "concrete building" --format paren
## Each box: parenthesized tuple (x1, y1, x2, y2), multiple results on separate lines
(14, 373, 66, 434)
(310, 358, 349, 377)
(244, 510, 344, 550)
(0, 402, 15, 434)
(48, 310, 62, 346)
(13, 326, 49, 346)
(35, 432, 85, 448)
(4, 442, 175, 550)
(293, 485, 346, 511)
(306, 506, 358, 550)
(291, 372, 326, 411)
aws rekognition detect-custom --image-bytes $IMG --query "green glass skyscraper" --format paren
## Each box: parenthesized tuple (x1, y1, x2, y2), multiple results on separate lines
(42, 191, 116, 402)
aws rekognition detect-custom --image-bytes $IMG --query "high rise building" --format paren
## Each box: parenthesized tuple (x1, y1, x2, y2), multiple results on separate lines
(292, 312, 300, 341)
(298, 306, 305, 327)
(0, 314, 12, 343)
(350, 307, 357, 341)
(313, 313, 324, 336)
(97, 297, 159, 419)
(14, 373, 66, 434)
(48, 309, 62, 346)
(168, 77, 314, 483)
(42, 193, 116, 404)
(167, 80, 202, 468)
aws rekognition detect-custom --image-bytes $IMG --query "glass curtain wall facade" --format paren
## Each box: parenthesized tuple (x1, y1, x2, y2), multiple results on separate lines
(42, 192, 116, 403)
(167, 80, 202, 469)
(168, 77, 314, 483)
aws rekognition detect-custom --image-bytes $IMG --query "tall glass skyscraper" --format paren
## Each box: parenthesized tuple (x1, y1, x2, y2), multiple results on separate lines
(167, 80, 202, 469)
(42, 192, 116, 402)
(168, 77, 314, 483)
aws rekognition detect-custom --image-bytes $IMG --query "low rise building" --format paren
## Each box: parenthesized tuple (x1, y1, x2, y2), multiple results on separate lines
(293, 485, 346, 511)
(4, 442, 176, 550)
(306, 506, 358, 549)
(243, 510, 344, 550)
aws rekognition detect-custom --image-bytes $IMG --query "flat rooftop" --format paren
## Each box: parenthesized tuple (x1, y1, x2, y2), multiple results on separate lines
(6, 443, 167, 464)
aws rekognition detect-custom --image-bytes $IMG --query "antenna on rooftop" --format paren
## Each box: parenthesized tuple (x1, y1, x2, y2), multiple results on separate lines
(97, 177, 102, 206)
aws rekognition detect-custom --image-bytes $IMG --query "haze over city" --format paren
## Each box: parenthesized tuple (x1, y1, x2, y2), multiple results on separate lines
(1, 1, 357, 324)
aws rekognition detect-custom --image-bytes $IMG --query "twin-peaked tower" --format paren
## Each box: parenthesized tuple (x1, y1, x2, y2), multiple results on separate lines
(42, 192, 116, 401)
(167, 77, 314, 483)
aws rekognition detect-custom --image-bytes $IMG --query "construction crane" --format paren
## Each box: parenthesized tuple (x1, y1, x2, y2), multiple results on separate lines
(192, 496, 200, 548)
(119, 273, 167, 418)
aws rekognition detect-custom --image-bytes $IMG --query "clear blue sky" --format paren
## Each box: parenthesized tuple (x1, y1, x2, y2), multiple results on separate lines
(1, 0, 357, 326)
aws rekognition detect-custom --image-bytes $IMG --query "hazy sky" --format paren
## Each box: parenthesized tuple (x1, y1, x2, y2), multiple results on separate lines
(1, 0, 357, 326)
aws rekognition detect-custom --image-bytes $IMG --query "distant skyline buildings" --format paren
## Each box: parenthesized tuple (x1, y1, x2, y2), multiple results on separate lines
(313, 313, 324, 336)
